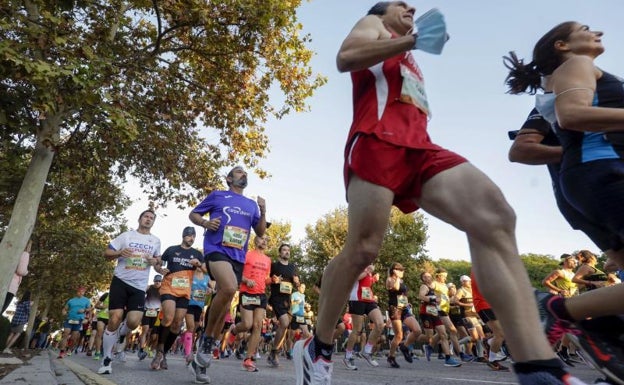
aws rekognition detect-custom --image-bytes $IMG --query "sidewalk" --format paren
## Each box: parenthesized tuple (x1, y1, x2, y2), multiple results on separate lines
(0, 351, 86, 385)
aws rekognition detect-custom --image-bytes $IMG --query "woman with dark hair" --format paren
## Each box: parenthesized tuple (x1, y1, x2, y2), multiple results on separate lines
(3, 291, 31, 353)
(505, 22, 624, 384)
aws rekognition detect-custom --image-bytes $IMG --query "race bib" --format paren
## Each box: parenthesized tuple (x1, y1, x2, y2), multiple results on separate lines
(399, 63, 430, 117)
(305, 318, 313, 326)
(295, 316, 305, 324)
(145, 309, 158, 317)
(191, 290, 206, 302)
(241, 294, 261, 307)
(68, 319, 80, 325)
(425, 305, 439, 316)
(126, 256, 148, 270)
(397, 295, 408, 308)
(279, 282, 293, 294)
(222, 225, 249, 249)
(172, 277, 190, 289)
(361, 287, 373, 301)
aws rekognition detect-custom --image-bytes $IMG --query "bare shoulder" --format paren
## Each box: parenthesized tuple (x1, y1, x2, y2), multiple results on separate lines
(346, 14, 389, 40)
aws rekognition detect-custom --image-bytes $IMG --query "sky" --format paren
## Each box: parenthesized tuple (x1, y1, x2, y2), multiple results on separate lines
(123, 0, 624, 262)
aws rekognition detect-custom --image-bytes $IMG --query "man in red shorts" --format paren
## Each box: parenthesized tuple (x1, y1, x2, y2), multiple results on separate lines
(293, 2, 582, 385)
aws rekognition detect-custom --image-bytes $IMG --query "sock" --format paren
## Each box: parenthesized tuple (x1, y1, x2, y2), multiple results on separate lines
(102, 328, 118, 360)
(118, 321, 129, 337)
(476, 339, 484, 358)
(514, 358, 567, 379)
(364, 343, 373, 354)
(183, 331, 193, 357)
(489, 350, 498, 362)
(164, 331, 179, 354)
(159, 327, 170, 347)
(547, 297, 574, 323)
(313, 335, 333, 361)
(345, 349, 353, 359)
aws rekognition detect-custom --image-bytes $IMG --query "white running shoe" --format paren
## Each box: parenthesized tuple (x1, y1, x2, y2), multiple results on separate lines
(293, 337, 332, 385)
(97, 357, 113, 375)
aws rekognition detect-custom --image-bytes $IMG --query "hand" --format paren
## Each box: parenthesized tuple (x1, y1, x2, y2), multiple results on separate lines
(257, 196, 266, 215)
(204, 217, 221, 232)
(119, 248, 134, 258)
(189, 258, 201, 268)
(246, 279, 256, 288)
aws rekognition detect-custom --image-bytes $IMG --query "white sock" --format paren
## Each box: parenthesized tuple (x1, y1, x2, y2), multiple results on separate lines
(364, 343, 373, 354)
(102, 328, 118, 360)
(118, 320, 129, 337)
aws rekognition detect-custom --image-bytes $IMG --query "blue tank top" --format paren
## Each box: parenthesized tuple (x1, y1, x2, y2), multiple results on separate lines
(556, 71, 624, 170)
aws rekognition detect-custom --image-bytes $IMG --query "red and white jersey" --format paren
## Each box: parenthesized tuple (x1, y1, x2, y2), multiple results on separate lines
(349, 273, 377, 302)
(347, 42, 442, 151)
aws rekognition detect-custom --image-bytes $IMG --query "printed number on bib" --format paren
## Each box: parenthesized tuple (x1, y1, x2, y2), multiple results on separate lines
(397, 294, 408, 308)
(172, 277, 190, 288)
(222, 225, 249, 249)
(425, 305, 439, 316)
(241, 294, 261, 307)
(279, 281, 293, 294)
(295, 316, 305, 324)
(361, 287, 373, 301)
(126, 256, 148, 270)
(399, 63, 430, 117)
(145, 309, 158, 317)
(191, 290, 206, 302)
(68, 319, 80, 325)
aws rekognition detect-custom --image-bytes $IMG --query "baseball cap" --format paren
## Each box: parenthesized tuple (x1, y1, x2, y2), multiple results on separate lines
(154, 275, 163, 282)
(460, 275, 471, 282)
(183, 226, 196, 237)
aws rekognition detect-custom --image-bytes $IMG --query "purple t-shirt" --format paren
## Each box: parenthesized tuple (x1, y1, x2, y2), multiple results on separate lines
(192, 190, 260, 263)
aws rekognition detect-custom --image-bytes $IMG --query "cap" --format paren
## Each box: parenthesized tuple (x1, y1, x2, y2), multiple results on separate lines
(183, 226, 196, 237)
(154, 275, 163, 282)
(460, 275, 471, 282)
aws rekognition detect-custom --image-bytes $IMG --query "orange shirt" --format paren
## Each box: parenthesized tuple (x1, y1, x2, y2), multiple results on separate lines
(239, 249, 271, 295)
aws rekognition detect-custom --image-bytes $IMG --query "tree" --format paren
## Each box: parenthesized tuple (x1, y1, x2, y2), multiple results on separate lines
(520, 253, 560, 289)
(299, 207, 430, 310)
(0, 0, 325, 301)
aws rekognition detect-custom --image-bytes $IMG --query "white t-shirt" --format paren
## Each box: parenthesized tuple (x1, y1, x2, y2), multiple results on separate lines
(110, 230, 161, 291)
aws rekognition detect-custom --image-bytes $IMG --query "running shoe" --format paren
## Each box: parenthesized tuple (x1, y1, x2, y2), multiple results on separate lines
(57, 351, 66, 359)
(194, 336, 213, 368)
(151, 351, 163, 370)
(557, 350, 575, 367)
(487, 360, 510, 371)
(534, 290, 576, 345)
(93, 352, 101, 360)
(293, 337, 333, 385)
(138, 349, 148, 361)
(568, 331, 624, 385)
(189, 360, 210, 384)
(460, 352, 475, 362)
(360, 352, 379, 367)
(444, 356, 462, 367)
(399, 343, 413, 363)
(160, 355, 168, 370)
(86, 350, 92, 357)
(117, 350, 127, 362)
(243, 357, 258, 372)
(387, 355, 400, 368)
(342, 356, 357, 370)
(97, 357, 113, 375)
(268, 349, 280, 367)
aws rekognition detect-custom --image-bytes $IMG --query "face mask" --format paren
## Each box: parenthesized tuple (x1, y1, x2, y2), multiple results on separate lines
(414, 8, 449, 55)
(535, 93, 556, 125)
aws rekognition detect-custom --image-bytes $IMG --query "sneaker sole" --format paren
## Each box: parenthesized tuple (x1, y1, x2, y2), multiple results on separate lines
(97, 367, 112, 375)
(568, 335, 624, 385)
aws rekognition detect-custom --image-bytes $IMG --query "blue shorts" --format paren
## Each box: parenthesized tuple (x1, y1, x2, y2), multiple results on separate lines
(560, 159, 624, 251)
(63, 320, 82, 332)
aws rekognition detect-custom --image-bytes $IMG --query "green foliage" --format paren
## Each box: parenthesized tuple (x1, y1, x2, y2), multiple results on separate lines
(520, 253, 560, 289)
(435, 259, 472, 284)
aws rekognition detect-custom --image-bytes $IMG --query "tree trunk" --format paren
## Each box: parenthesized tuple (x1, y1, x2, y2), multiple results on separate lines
(0, 118, 59, 304)
(23, 293, 39, 348)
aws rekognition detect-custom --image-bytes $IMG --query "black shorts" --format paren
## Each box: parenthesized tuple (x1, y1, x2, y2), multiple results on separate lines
(348, 300, 378, 316)
(240, 292, 267, 311)
(141, 309, 159, 327)
(388, 305, 413, 322)
(478, 308, 497, 323)
(160, 294, 190, 309)
(206, 252, 244, 284)
(269, 294, 291, 318)
(187, 305, 203, 323)
(109, 276, 146, 312)
(97, 317, 109, 326)
(91, 321, 98, 331)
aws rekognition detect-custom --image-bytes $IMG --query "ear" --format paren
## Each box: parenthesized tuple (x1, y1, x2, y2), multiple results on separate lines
(554, 39, 569, 53)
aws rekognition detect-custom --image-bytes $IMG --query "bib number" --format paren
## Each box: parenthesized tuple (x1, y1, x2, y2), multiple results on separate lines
(361, 287, 373, 301)
(126, 256, 148, 270)
(241, 294, 261, 307)
(295, 316, 305, 324)
(191, 290, 206, 302)
(425, 305, 439, 316)
(222, 225, 249, 249)
(68, 319, 80, 325)
(279, 282, 293, 294)
(399, 62, 430, 117)
(145, 309, 158, 317)
(172, 277, 190, 289)
(397, 295, 408, 308)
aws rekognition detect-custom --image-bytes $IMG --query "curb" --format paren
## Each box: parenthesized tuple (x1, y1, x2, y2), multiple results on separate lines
(59, 357, 118, 385)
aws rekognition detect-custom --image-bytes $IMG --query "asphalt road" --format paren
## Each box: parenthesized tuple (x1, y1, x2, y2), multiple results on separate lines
(60, 349, 606, 385)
